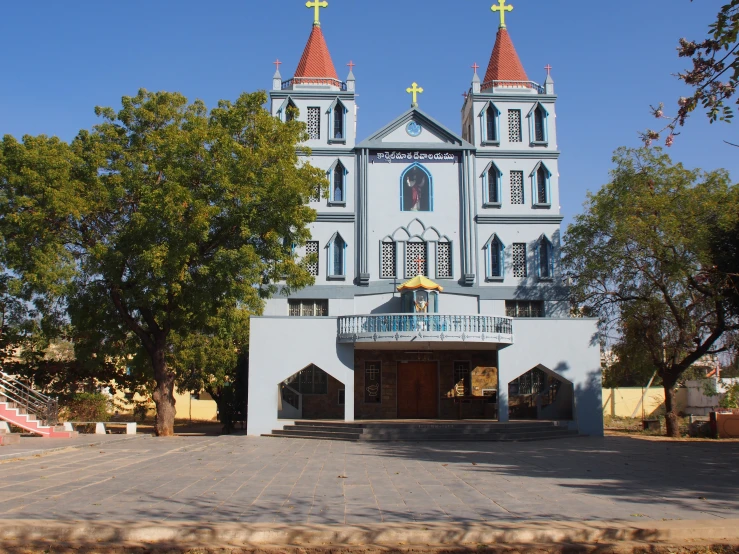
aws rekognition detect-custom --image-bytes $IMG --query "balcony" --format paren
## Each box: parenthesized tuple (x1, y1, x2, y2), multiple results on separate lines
(337, 314, 514, 346)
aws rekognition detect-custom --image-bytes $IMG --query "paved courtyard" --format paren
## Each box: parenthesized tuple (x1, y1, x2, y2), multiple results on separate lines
(0, 435, 738, 525)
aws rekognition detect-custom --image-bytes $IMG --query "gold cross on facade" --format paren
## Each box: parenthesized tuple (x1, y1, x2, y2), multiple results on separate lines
(406, 82, 424, 108)
(306, 0, 328, 25)
(491, 0, 514, 28)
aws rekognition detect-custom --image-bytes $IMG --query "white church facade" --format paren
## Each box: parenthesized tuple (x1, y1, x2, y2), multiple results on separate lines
(247, 2, 603, 437)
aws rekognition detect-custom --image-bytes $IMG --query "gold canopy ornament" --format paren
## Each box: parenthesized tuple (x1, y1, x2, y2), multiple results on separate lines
(406, 82, 424, 108)
(397, 275, 444, 292)
(306, 0, 328, 26)
(491, 0, 513, 28)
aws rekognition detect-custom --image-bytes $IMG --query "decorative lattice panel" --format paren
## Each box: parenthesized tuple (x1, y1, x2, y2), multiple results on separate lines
(437, 242, 451, 278)
(310, 184, 321, 203)
(513, 243, 527, 277)
(405, 242, 427, 277)
(537, 167, 548, 204)
(381, 242, 396, 278)
(511, 171, 524, 205)
(307, 107, 320, 140)
(488, 168, 499, 203)
(508, 110, 522, 142)
(306, 241, 319, 276)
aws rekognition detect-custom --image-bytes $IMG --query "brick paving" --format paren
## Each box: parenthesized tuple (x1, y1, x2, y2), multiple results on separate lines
(0, 435, 737, 525)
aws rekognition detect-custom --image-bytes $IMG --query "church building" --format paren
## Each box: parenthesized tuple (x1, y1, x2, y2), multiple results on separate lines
(247, 1, 603, 437)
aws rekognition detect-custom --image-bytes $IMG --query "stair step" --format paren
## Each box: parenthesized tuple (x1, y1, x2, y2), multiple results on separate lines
(262, 433, 357, 442)
(270, 429, 363, 440)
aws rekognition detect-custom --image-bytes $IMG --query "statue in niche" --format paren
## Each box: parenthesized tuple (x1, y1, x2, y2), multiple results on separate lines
(403, 166, 430, 211)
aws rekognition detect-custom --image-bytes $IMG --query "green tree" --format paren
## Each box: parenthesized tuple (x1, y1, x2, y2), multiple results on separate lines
(564, 147, 739, 437)
(0, 89, 326, 436)
(645, 0, 738, 146)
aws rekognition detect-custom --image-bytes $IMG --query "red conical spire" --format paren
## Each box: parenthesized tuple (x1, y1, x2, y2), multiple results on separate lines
(294, 24, 339, 82)
(482, 27, 528, 88)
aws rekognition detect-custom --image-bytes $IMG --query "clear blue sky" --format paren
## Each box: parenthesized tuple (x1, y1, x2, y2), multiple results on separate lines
(1, 0, 737, 227)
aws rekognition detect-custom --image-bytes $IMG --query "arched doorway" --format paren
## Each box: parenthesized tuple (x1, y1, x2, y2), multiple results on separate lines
(278, 364, 345, 420)
(508, 365, 573, 420)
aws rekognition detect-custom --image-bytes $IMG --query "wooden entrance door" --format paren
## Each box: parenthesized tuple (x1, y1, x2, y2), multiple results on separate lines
(397, 362, 438, 419)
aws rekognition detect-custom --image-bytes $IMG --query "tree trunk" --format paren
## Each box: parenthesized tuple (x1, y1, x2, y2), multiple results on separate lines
(150, 346, 176, 437)
(663, 379, 680, 438)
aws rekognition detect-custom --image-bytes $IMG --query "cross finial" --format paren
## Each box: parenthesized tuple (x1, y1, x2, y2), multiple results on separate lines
(406, 82, 424, 108)
(471, 62, 480, 74)
(491, 0, 514, 29)
(347, 60, 356, 71)
(273, 59, 282, 70)
(545, 64, 553, 76)
(306, 0, 328, 26)
(414, 254, 425, 275)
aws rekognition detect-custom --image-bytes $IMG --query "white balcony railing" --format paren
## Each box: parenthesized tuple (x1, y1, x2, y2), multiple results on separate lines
(337, 314, 514, 346)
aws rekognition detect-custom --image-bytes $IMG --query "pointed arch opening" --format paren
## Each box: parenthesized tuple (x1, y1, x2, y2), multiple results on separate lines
(537, 235, 554, 280)
(531, 162, 551, 207)
(483, 162, 502, 206)
(400, 164, 433, 212)
(279, 364, 345, 420)
(326, 232, 347, 279)
(328, 98, 347, 143)
(329, 160, 347, 204)
(508, 365, 573, 421)
(528, 102, 549, 145)
(484, 234, 505, 280)
(481, 102, 500, 145)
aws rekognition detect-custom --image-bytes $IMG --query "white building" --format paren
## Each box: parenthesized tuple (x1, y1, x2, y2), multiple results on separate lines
(247, 4, 603, 437)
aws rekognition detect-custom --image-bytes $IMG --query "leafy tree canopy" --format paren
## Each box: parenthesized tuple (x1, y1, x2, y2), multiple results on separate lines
(564, 147, 739, 436)
(0, 89, 327, 435)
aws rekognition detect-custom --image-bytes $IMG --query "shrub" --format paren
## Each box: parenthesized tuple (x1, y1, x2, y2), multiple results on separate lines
(63, 393, 111, 422)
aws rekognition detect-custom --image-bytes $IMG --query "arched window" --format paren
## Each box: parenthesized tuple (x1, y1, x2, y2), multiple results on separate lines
(334, 104, 344, 139)
(485, 235, 504, 279)
(327, 233, 346, 278)
(537, 165, 548, 204)
(538, 236, 553, 279)
(529, 103, 548, 144)
(400, 164, 433, 212)
(486, 104, 497, 142)
(331, 161, 346, 203)
(481, 103, 500, 145)
(285, 99, 298, 122)
(485, 163, 501, 205)
(531, 163, 551, 206)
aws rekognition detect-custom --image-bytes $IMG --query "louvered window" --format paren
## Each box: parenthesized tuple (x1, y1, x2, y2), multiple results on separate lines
(508, 110, 522, 142)
(512, 243, 527, 278)
(511, 171, 524, 205)
(488, 166, 500, 203)
(381, 242, 396, 278)
(534, 105, 546, 142)
(486, 105, 497, 142)
(307, 107, 320, 140)
(537, 165, 548, 204)
(437, 242, 452, 278)
(305, 241, 319, 276)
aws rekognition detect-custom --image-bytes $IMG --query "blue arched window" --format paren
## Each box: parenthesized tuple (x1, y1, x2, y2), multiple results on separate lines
(537, 235, 554, 279)
(482, 102, 500, 145)
(483, 162, 502, 206)
(400, 163, 433, 212)
(330, 161, 346, 204)
(327, 233, 346, 279)
(485, 234, 505, 280)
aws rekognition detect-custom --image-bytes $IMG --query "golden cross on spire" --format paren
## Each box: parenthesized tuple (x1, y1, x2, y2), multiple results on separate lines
(406, 82, 424, 108)
(491, 0, 514, 28)
(306, 0, 328, 26)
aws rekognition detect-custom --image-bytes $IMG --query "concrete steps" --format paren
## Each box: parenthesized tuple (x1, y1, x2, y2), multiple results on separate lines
(0, 401, 77, 439)
(263, 420, 579, 442)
